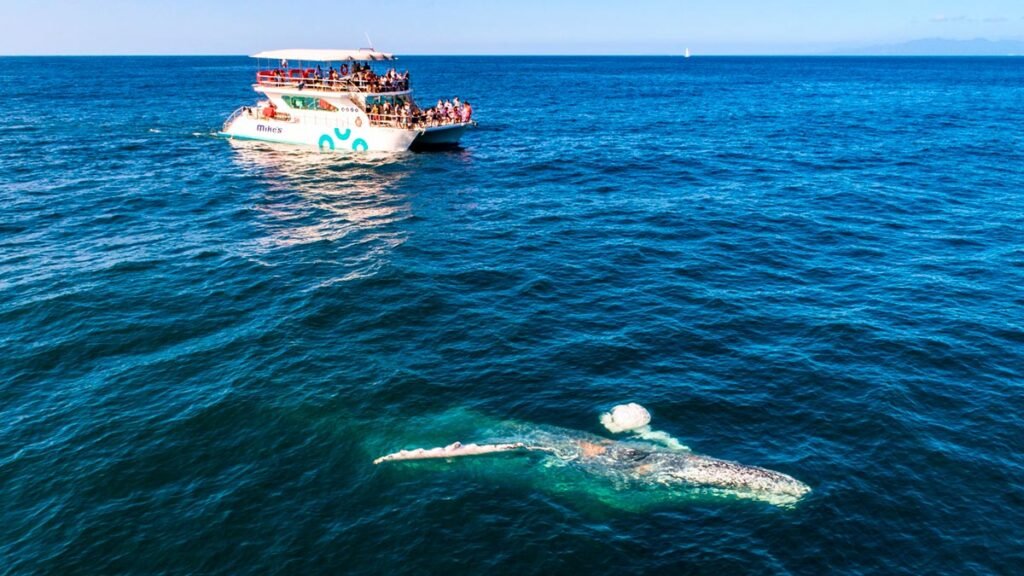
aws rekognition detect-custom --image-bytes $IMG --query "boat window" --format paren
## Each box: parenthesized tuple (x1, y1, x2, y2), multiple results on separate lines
(365, 95, 401, 106)
(281, 95, 339, 112)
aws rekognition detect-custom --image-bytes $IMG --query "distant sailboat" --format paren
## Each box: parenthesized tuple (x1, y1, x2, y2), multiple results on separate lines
(684, 48, 691, 58)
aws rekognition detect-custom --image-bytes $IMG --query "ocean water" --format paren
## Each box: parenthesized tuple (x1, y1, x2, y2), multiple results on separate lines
(2, 55, 1024, 574)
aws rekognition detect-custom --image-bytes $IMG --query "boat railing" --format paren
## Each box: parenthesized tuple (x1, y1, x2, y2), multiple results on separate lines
(232, 106, 295, 123)
(368, 112, 471, 130)
(368, 113, 412, 129)
(222, 106, 245, 131)
(255, 72, 409, 94)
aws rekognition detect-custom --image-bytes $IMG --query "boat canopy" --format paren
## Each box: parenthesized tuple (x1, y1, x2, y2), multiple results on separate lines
(251, 49, 396, 62)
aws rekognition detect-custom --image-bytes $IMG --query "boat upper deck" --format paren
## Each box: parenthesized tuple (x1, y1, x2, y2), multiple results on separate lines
(251, 48, 409, 95)
(255, 67, 410, 95)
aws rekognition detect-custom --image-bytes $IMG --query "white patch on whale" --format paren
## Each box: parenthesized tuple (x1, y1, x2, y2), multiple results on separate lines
(601, 403, 689, 451)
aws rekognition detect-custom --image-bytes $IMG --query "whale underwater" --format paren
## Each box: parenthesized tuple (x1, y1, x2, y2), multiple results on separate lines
(373, 404, 811, 509)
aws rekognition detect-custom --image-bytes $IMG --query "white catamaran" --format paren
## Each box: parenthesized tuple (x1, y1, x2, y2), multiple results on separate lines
(220, 49, 474, 152)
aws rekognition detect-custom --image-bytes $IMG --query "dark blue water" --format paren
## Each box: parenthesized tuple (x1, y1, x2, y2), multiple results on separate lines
(2, 56, 1023, 574)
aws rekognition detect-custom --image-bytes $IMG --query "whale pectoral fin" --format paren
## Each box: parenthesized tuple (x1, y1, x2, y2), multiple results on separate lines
(374, 442, 545, 465)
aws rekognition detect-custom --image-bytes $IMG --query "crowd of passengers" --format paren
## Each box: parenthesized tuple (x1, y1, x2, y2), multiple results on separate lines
(261, 61, 410, 92)
(369, 97, 473, 128)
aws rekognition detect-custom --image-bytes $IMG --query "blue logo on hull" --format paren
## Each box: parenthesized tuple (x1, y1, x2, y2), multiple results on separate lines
(318, 128, 369, 152)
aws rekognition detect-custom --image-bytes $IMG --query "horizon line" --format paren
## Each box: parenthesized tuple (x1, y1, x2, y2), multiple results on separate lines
(2, 52, 1023, 58)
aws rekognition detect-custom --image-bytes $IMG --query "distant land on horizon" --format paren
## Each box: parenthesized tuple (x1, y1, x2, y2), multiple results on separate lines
(829, 37, 1024, 56)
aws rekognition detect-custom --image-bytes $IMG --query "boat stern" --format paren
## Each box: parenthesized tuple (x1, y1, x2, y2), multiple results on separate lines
(411, 123, 472, 150)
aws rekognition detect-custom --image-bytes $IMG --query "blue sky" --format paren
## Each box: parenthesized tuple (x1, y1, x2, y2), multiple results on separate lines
(4, 0, 1024, 55)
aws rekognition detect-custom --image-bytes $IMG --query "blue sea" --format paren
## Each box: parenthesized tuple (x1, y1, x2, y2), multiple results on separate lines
(2, 56, 1023, 574)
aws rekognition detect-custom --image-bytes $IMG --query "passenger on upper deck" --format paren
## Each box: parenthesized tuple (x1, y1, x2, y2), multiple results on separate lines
(257, 61, 411, 93)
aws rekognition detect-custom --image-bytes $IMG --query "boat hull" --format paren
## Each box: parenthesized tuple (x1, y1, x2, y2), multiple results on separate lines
(220, 114, 420, 152)
(411, 124, 470, 149)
